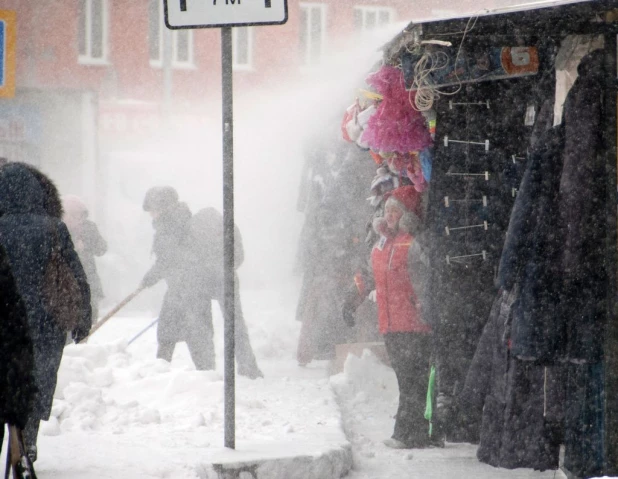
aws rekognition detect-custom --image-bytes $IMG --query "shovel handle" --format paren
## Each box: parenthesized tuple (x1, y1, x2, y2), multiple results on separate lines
(79, 286, 146, 343)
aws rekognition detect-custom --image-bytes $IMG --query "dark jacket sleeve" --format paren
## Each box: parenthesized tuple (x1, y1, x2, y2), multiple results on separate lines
(82, 220, 107, 257)
(142, 258, 165, 287)
(58, 221, 92, 338)
(142, 228, 181, 287)
(343, 248, 375, 312)
(0, 244, 36, 429)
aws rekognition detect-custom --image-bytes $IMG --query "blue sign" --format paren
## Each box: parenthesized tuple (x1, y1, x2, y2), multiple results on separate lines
(0, 10, 15, 98)
(0, 20, 5, 87)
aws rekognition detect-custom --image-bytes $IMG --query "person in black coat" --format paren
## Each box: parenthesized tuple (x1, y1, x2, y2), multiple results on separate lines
(62, 194, 108, 321)
(141, 188, 263, 378)
(0, 162, 92, 462)
(0, 241, 36, 457)
(186, 207, 263, 379)
(140, 186, 215, 370)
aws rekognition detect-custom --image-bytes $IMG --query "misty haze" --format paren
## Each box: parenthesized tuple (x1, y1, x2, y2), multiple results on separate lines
(0, 1, 616, 479)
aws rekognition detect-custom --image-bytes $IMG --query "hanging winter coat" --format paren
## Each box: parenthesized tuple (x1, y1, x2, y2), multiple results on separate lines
(0, 163, 91, 421)
(558, 49, 607, 363)
(497, 124, 566, 363)
(371, 231, 431, 334)
(459, 290, 564, 471)
(559, 48, 608, 479)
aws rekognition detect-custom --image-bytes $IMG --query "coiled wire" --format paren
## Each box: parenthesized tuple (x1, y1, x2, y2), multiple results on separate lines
(407, 16, 479, 111)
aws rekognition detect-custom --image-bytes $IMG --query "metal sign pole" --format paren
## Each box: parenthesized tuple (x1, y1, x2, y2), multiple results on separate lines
(164, 0, 288, 453)
(221, 26, 236, 450)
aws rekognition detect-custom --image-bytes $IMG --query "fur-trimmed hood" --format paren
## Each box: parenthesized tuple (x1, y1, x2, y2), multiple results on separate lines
(0, 162, 63, 218)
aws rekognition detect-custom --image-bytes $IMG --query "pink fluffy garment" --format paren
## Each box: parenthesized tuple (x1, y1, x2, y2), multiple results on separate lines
(361, 65, 433, 154)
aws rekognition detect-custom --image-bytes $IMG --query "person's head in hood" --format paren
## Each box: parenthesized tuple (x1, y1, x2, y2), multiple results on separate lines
(0, 162, 64, 218)
(142, 186, 179, 220)
(62, 194, 89, 235)
(0, 162, 48, 216)
(374, 185, 422, 237)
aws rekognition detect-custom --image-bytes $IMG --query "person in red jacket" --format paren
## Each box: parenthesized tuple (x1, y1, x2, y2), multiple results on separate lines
(343, 185, 434, 449)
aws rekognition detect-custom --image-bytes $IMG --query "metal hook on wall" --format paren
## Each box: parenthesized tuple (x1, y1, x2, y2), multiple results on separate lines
(446, 250, 487, 265)
(444, 195, 488, 207)
(445, 221, 488, 236)
(448, 100, 490, 109)
(445, 171, 490, 181)
(443, 135, 490, 151)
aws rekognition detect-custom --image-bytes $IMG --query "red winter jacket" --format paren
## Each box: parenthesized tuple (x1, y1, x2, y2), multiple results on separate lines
(371, 231, 431, 335)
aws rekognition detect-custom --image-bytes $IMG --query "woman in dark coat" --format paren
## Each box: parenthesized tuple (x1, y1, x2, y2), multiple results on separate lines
(0, 162, 92, 461)
(0, 241, 36, 455)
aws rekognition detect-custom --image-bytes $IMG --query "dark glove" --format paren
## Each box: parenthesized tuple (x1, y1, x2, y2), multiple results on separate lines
(342, 301, 356, 328)
(140, 270, 159, 288)
(72, 326, 90, 344)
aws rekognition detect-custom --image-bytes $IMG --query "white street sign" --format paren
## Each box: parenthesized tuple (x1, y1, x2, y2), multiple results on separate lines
(164, 0, 288, 29)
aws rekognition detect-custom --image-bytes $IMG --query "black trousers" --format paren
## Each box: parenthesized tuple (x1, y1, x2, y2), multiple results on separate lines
(23, 419, 39, 449)
(157, 278, 260, 375)
(156, 291, 215, 371)
(384, 332, 432, 446)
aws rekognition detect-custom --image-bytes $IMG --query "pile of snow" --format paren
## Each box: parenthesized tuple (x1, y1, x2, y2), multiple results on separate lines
(19, 285, 353, 478)
(50, 338, 342, 444)
(330, 350, 400, 461)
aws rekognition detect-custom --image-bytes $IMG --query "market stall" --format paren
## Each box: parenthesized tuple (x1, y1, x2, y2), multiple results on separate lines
(337, 1, 618, 476)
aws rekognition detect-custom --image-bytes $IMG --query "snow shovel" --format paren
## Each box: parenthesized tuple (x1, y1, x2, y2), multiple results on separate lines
(127, 317, 159, 346)
(79, 286, 146, 344)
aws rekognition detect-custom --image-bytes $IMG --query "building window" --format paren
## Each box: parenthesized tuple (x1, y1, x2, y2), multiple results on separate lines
(149, 0, 194, 69)
(148, 0, 162, 66)
(353, 6, 394, 32)
(299, 3, 326, 67)
(173, 30, 194, 67)
(78, 0, 108, 64)
(233, 27, 253, 70)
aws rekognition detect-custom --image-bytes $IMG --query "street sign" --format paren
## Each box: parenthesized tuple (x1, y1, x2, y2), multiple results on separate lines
(0, 10, 16, 99)
(164, 0, 288, 29)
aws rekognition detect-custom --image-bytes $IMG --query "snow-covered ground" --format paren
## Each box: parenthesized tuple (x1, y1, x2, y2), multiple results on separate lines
(1, 282, 582, 478)
(6, 284, 349, 478)
(331, 350, 566, 479)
